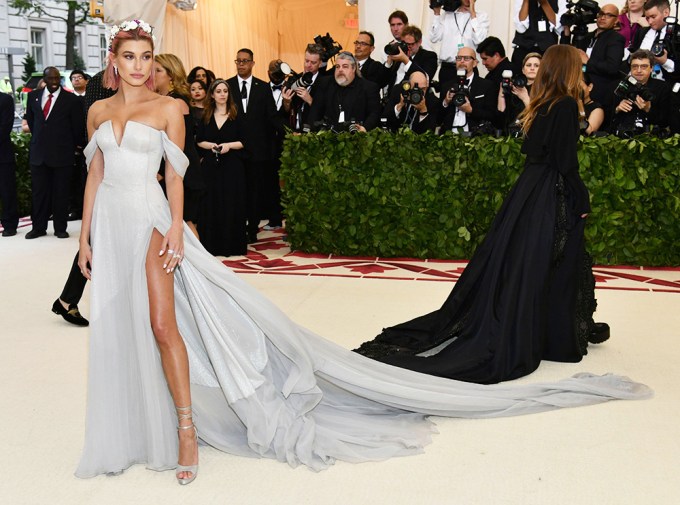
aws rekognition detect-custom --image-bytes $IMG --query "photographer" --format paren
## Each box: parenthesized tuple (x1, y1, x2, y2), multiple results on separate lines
(478, 37, 515, 86)
(496, 52, 541, 133)
(575, 4, 626, 118)
(385, 25, 439, 93)
(382, 71, 439, 133)
(308, 52, 381, 131)
(512, 0, 568, 70)
(428, 0, 490, 85)
(628, 0, 678, 83)
(611, 49, 671, 135)
(354, 31, 391, 88)
(439, 47, 497, 134)
(282, 44, 331, 131)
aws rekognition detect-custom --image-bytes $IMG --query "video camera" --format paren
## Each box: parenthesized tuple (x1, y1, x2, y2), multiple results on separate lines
(561, 0, 600, 49)
(400, 82, 425, 105)
(448, 69, 470, 107)
(614, 75, 656, 102)
(500, 70, 528, 94)
(314, 33, 342, 61)
(385, 40, 409, 56)
(428, 0, 462, 11)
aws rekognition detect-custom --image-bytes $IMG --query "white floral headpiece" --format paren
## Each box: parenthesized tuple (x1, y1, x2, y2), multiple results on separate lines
(108, 19, 156, 52)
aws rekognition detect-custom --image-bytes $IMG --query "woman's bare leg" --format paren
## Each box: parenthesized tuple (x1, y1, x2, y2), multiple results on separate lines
(146, 228, 197, 481)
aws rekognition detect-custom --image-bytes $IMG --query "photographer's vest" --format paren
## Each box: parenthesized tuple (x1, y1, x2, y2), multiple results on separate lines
(512, 0, 559, 51)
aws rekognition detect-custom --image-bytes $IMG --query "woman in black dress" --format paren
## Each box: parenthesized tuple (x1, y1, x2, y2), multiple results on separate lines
(356, 45, 609, 384)
(154, 53, 205, 239)
(195, 79, 247, 256)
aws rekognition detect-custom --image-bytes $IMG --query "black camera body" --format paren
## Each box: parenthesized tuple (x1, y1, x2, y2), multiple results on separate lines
(385, 40, 409, 56)
(651, 16, 680, 57)
(561, 0, 600, 49)
(500, 70, 528, 94)
(449, 70, 470, 107)
(614, 75, 656, 102)
(314, 33, 342, 61)
(429, 0, 462, 11)
(331, 120, 362, 134)
(401, 82, 425, 105)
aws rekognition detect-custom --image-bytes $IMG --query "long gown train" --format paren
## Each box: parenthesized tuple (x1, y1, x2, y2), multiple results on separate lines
(75, 119, 651, 478)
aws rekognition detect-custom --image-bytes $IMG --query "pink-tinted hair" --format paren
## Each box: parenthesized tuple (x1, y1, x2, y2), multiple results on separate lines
(103, 27, 155, 91)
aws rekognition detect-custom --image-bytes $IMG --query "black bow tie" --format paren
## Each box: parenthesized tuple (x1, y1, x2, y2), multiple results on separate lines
(272, 84, 283, 91)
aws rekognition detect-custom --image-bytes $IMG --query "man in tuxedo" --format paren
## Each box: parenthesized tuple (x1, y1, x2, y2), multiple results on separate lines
(308, 52, 381, 131)
(477, 36, 514, 86)
(281, 44, 331, 132)
(439, 46, 497, 134)
(25, 66, 85, 239)
(382, 71, 438, 133)
(628, 0, 678, 84)
(227, 49, 282, 243)
(353, 31, 391, 89)
(511, 0, 568, 71)
(576, 4, 625, 120)
(0, 91, 18, 237)
(386, 25, 438, 94)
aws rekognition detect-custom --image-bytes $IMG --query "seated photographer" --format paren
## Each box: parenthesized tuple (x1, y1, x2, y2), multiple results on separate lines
(281, 44, 331, 131)
(496, 52, 541, 133)
(382, 71, 438, 133)
(478, 36, 515, 87)
(575, 4, 625, 115)
(439, 47, 497, 134)
(627, 0, 678, 82)
(611, 49, 671, 135)
(580, 74, 606, 135)
(307, 51, 381, 132)
(385, 25, 438, 93)
(428, 0, 491, 85)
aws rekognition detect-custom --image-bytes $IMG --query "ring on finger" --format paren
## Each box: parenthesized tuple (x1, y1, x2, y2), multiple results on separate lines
(173, 254, 180, 258)
(168, 249, 175, 254)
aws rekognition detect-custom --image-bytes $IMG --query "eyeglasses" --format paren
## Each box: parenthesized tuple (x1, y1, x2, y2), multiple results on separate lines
(631, 64, 651, 70)
(455, 56, 475, 62)
(234, 59, 253, 65)
(596, 11, 617, 19)
(71, 75, 84, 81)
(353, 40, 371, 47)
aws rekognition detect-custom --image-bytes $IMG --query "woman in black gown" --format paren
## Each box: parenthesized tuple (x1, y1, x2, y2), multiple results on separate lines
(356, 45, 609, 384)
(196, 79, 247, 256)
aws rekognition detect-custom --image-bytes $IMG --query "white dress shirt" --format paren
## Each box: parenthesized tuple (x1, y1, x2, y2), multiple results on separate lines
(40, 86, 61, 119)
(429, 9, 490, 62)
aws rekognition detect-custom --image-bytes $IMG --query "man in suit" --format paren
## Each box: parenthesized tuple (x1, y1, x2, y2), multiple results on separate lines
(227, 49, 282, 243)
(281, 44, 331, 132)
(353, 31, 391, 89)
(0, 91, 18, 237)
(308, 51, 382, 131)
(439, 46, 497, 134)
(25, 66, 85, 239)
(627, 0, 678, 84)
(386, 25, 438, 94)
(477, 36, 515, 87)
(576, 4, 625, 120)
(382, 71, 438, 133)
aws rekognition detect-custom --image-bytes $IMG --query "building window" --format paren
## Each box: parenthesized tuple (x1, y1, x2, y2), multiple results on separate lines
(73, 31, 83, 65)
(30, 28, 45, 67)
(100, 33, 107, 69)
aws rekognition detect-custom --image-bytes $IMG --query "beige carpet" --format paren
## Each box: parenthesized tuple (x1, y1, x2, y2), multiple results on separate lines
(1, 222, 679, 505)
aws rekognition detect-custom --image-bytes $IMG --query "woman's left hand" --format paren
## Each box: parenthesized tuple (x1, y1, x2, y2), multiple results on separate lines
(159, 223, 184, 273)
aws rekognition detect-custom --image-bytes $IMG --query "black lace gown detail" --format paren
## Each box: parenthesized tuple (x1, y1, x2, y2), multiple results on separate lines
(355, 97, 601, 384)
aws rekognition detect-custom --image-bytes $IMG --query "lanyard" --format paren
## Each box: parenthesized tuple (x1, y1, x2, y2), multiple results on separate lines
(453, 11, 471, 38)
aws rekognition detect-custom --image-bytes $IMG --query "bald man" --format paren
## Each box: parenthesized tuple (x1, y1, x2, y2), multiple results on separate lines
(382, 71, 438, 133)
(439, 47, 497, 134)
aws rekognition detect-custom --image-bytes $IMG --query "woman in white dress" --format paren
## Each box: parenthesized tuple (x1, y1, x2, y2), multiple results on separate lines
(75, 20, 651, 486)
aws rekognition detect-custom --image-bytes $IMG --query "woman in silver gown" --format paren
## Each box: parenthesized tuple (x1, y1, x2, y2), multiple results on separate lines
(75, 21, 651, 485)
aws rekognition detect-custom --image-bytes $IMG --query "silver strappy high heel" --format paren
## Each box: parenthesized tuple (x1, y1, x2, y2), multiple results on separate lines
(176, 405, 198, 485)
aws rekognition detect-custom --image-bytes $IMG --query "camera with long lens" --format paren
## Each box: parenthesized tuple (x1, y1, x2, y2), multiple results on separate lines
(448, 69, 470, 107)
(500, 70, 528, 94)
(561, 0, 600, 49)
(401, 82, 425, 105)
(284, 70, 314, 92)
(428, 0, 462, 11)
(314, 33, 342, 61)
(614, 75, 656, 102)
(385, 40, 409, 56)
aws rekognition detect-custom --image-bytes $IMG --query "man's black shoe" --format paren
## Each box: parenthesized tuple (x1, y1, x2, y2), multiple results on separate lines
(1, 229, 17, 237)
(52, 299, 89, 326)
(588, 322, 610, 344)
(25, 229, 47, 239)
(55, 231, 70, 239)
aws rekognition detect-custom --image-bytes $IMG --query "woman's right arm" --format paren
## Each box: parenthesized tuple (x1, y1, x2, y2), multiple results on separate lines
(78, 110, 105, 280)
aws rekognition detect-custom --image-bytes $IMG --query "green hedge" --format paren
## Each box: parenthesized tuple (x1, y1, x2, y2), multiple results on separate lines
(280, 131, 680, 266)
(5, 132, 32, 218)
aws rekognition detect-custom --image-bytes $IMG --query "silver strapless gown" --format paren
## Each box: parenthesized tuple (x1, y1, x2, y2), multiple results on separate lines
(75, 120, 651, 477)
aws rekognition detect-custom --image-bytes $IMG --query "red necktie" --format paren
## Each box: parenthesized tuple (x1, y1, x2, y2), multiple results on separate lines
(43, 93, 53, 119)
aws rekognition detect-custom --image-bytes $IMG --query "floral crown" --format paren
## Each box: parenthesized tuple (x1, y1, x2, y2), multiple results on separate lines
(108, 19, 156, 52)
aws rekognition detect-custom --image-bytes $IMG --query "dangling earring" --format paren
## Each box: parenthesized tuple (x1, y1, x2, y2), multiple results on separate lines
(114, 66, 118, 77)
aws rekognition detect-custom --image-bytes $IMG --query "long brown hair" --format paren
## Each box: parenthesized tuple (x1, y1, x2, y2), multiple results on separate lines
(202, 79, 238, 124)
(154, 53, 190, 101)
(519, 45, 583, 134)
